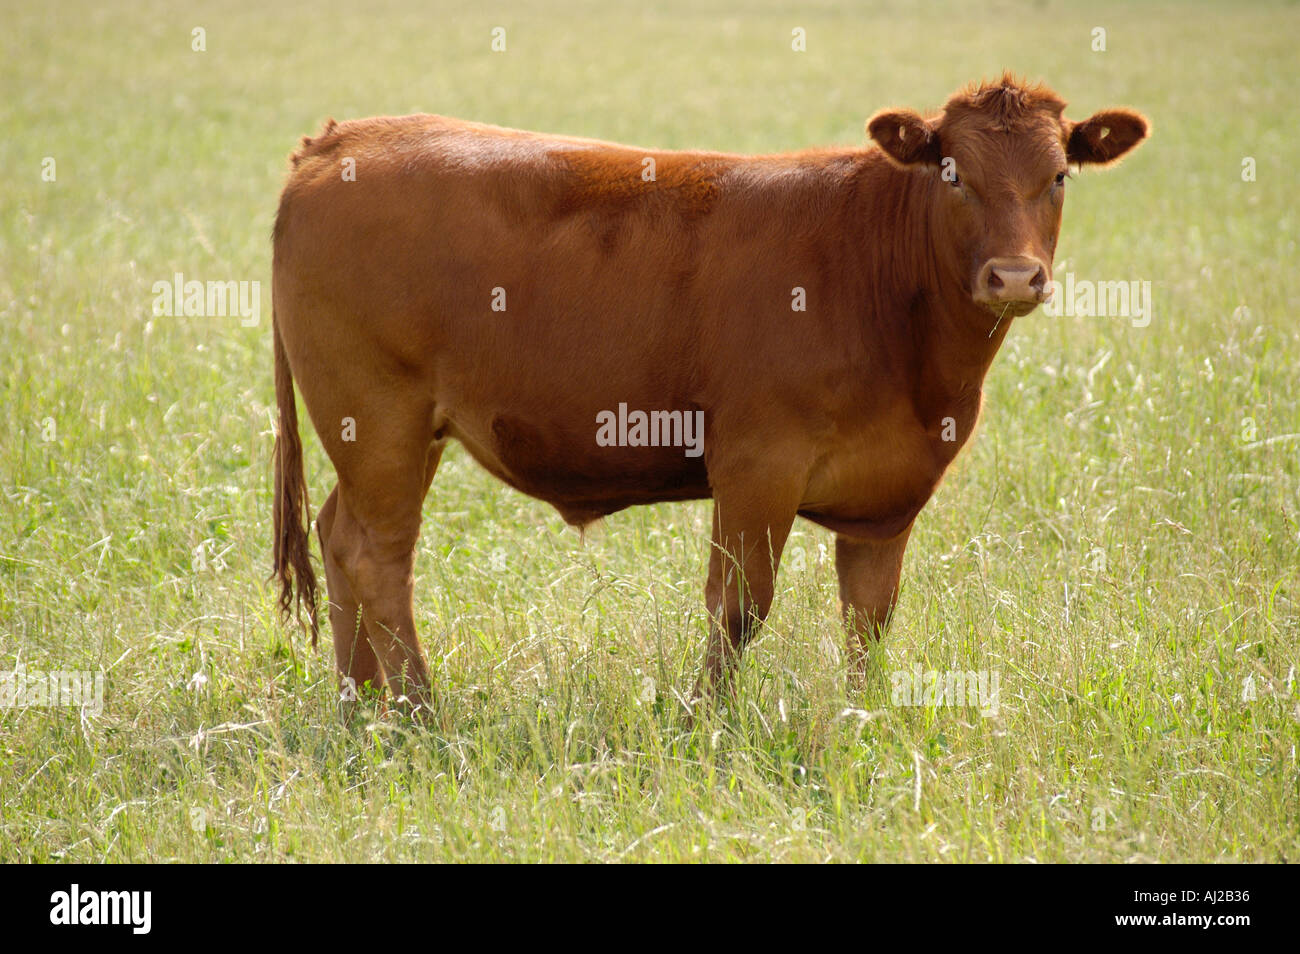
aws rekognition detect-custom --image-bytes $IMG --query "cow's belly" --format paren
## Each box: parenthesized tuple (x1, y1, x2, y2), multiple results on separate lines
(444, 409, 711, 526)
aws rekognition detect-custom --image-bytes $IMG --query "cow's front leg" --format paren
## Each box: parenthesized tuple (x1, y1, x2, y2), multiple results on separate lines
(692, 477, 802, 705)
(835, 524, 913, 686)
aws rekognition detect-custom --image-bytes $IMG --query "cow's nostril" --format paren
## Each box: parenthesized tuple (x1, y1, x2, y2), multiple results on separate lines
(986, 270, 1004, 290)
(1031, 267, 1046, 293)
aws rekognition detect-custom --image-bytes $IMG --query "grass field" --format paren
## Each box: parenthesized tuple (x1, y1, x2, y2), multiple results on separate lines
(2, 0, 1297, 862)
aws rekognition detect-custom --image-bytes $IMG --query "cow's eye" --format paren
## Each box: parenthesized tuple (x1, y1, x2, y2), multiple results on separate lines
(948, 172, 961, 188)
(1054, 171, 1068, 186)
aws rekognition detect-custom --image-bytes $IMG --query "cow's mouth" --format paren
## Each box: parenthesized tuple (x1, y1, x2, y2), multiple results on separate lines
(979, 299, 1042, 319)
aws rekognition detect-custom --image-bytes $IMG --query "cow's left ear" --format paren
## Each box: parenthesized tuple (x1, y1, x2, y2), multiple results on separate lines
(1066, 109, 1149, 166)
(867, 109, 942, 167)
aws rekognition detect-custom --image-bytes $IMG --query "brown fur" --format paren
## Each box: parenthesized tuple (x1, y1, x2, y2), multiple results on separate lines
(947, 72, 1067, 131)
(270, 77, 1147, 710)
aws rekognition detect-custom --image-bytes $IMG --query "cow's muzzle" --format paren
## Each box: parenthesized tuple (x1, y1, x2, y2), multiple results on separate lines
(973, 257, 1050, 316)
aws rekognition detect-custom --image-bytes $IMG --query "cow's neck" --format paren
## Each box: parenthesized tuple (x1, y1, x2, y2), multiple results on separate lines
(924, 276, 1014, 396)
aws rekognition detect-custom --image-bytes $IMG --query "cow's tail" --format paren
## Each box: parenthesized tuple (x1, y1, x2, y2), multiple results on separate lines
(271, 306, 319, 646)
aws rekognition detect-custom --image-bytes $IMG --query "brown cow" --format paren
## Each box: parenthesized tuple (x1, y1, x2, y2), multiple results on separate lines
(271, 73, 1147, 713)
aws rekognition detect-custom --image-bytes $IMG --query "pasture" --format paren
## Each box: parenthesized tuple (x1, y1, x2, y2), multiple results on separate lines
(1, 0, 1297, 862)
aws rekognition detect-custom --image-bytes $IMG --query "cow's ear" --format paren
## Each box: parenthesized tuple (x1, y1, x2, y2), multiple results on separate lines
(867, 109, 942, 167)
(1066, 109, 1149, 166)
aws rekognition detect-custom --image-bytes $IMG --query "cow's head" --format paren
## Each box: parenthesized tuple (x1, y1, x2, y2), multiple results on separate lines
(868, 73, 1148, 318)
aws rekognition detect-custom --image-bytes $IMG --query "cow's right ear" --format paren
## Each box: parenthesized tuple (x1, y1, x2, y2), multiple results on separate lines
(867, 109, 942, 167)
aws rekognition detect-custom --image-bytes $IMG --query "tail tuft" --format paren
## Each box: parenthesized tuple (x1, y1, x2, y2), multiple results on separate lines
(271, 310, 319, 646)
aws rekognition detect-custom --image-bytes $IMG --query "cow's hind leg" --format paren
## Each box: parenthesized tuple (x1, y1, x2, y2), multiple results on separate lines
(316, 485, 381, 696)
(326, 425, 442, 714)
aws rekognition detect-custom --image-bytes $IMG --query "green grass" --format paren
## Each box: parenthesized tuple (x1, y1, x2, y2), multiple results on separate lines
(1, 0, 1297, 862)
